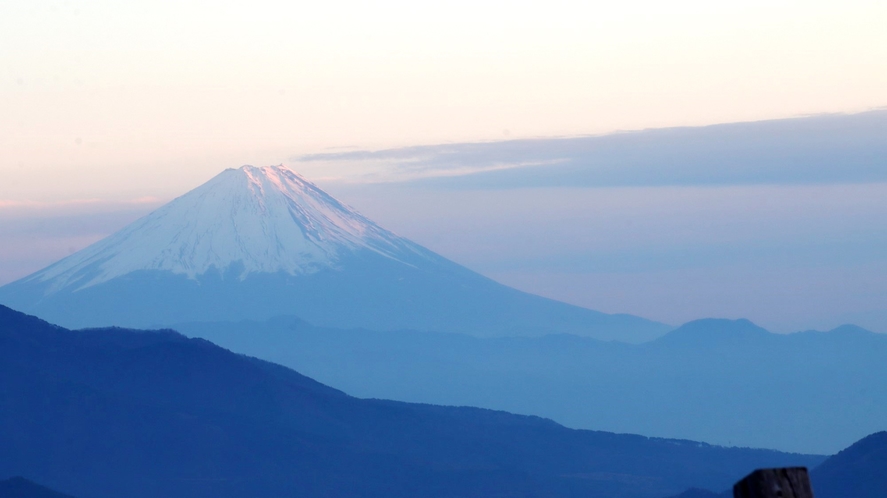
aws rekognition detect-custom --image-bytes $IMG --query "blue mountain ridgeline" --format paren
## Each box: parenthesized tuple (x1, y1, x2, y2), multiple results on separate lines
(0, 305, 820, 498)
(174, 317, 887, 455)
(665, 489, 725, 498)
(811, 431, 887, 498)
(666, 432, 887, 497)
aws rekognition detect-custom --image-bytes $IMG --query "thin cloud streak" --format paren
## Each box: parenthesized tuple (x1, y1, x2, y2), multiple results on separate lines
(297, 110, 887, 188)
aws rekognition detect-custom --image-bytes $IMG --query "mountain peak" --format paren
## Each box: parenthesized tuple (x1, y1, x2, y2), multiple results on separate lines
(0, 165, 667, 341)
(25, 165, 427, 293)
(232, 164, 311, 191)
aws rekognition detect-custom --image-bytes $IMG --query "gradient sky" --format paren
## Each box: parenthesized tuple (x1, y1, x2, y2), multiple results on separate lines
(1, 1, 886, 332)
(3, 0, 887, 200)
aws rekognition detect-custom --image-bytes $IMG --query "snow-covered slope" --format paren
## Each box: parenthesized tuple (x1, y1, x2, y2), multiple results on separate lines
(0, 165, 669, 342)
(32, 165, 430, 293)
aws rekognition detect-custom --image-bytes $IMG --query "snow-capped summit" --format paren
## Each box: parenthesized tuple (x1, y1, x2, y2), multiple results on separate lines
(0, 166, 667, 342)
(31, 165, 428, 293)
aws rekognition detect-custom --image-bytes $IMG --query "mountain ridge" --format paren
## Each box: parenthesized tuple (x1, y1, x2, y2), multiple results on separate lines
(811, 431, 887, 498)
(666, 431, 887, 497)
(18, 165, 435, 290)
(173, 315, 887, 454)
(0, 165, 668, 342)
(0, 477, 76, 498)
(0, 304, 820, 498)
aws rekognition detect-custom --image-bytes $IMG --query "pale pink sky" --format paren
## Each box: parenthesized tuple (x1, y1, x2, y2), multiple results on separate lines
(2, 0, 886, 333)
(2, 0, 887, 202)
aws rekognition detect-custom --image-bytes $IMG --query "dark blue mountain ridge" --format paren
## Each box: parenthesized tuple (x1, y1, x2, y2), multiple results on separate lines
(0, 477, 75, 498)
(0, 165, 667, 343)
(664, 488, 724, 498)
(12, 430, 884, 498)
(665, 431, 887, 498)
(0, 304, 820, 498)
(811, 431, 887, 498)
(174, 316, 887, 454)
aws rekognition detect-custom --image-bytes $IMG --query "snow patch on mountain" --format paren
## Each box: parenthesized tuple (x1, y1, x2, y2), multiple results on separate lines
(29, 165, 427, 293)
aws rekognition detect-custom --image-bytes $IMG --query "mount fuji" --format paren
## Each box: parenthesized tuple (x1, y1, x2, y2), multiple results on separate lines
(0, 165, 667, 341)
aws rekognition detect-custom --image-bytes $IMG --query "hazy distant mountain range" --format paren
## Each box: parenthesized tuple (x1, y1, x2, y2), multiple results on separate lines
(3, 304, 886, 498)
(175, 316, 887, 455)
(0, 305, 820, 498)
(0, 165, 667, 342)
(2, 164, 884, 457)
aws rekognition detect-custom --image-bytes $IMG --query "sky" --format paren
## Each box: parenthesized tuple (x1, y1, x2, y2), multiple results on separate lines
(1, 0, 886, 332)
(310, 113, 887, 333)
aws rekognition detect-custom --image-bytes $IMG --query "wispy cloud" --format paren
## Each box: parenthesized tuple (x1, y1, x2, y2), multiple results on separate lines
(294, 156, 567, 184)
(294, 110, 887, 188)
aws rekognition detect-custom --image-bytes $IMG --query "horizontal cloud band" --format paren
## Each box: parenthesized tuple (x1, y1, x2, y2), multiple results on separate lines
(296, 110, 887, 188)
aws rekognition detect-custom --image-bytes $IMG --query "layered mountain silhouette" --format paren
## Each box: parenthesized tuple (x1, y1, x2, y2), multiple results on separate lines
(0, 165, 666, 342)
(9, 429, 885, 498)
(0, 304, 820, 498)
(175, 317, 887, 454)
